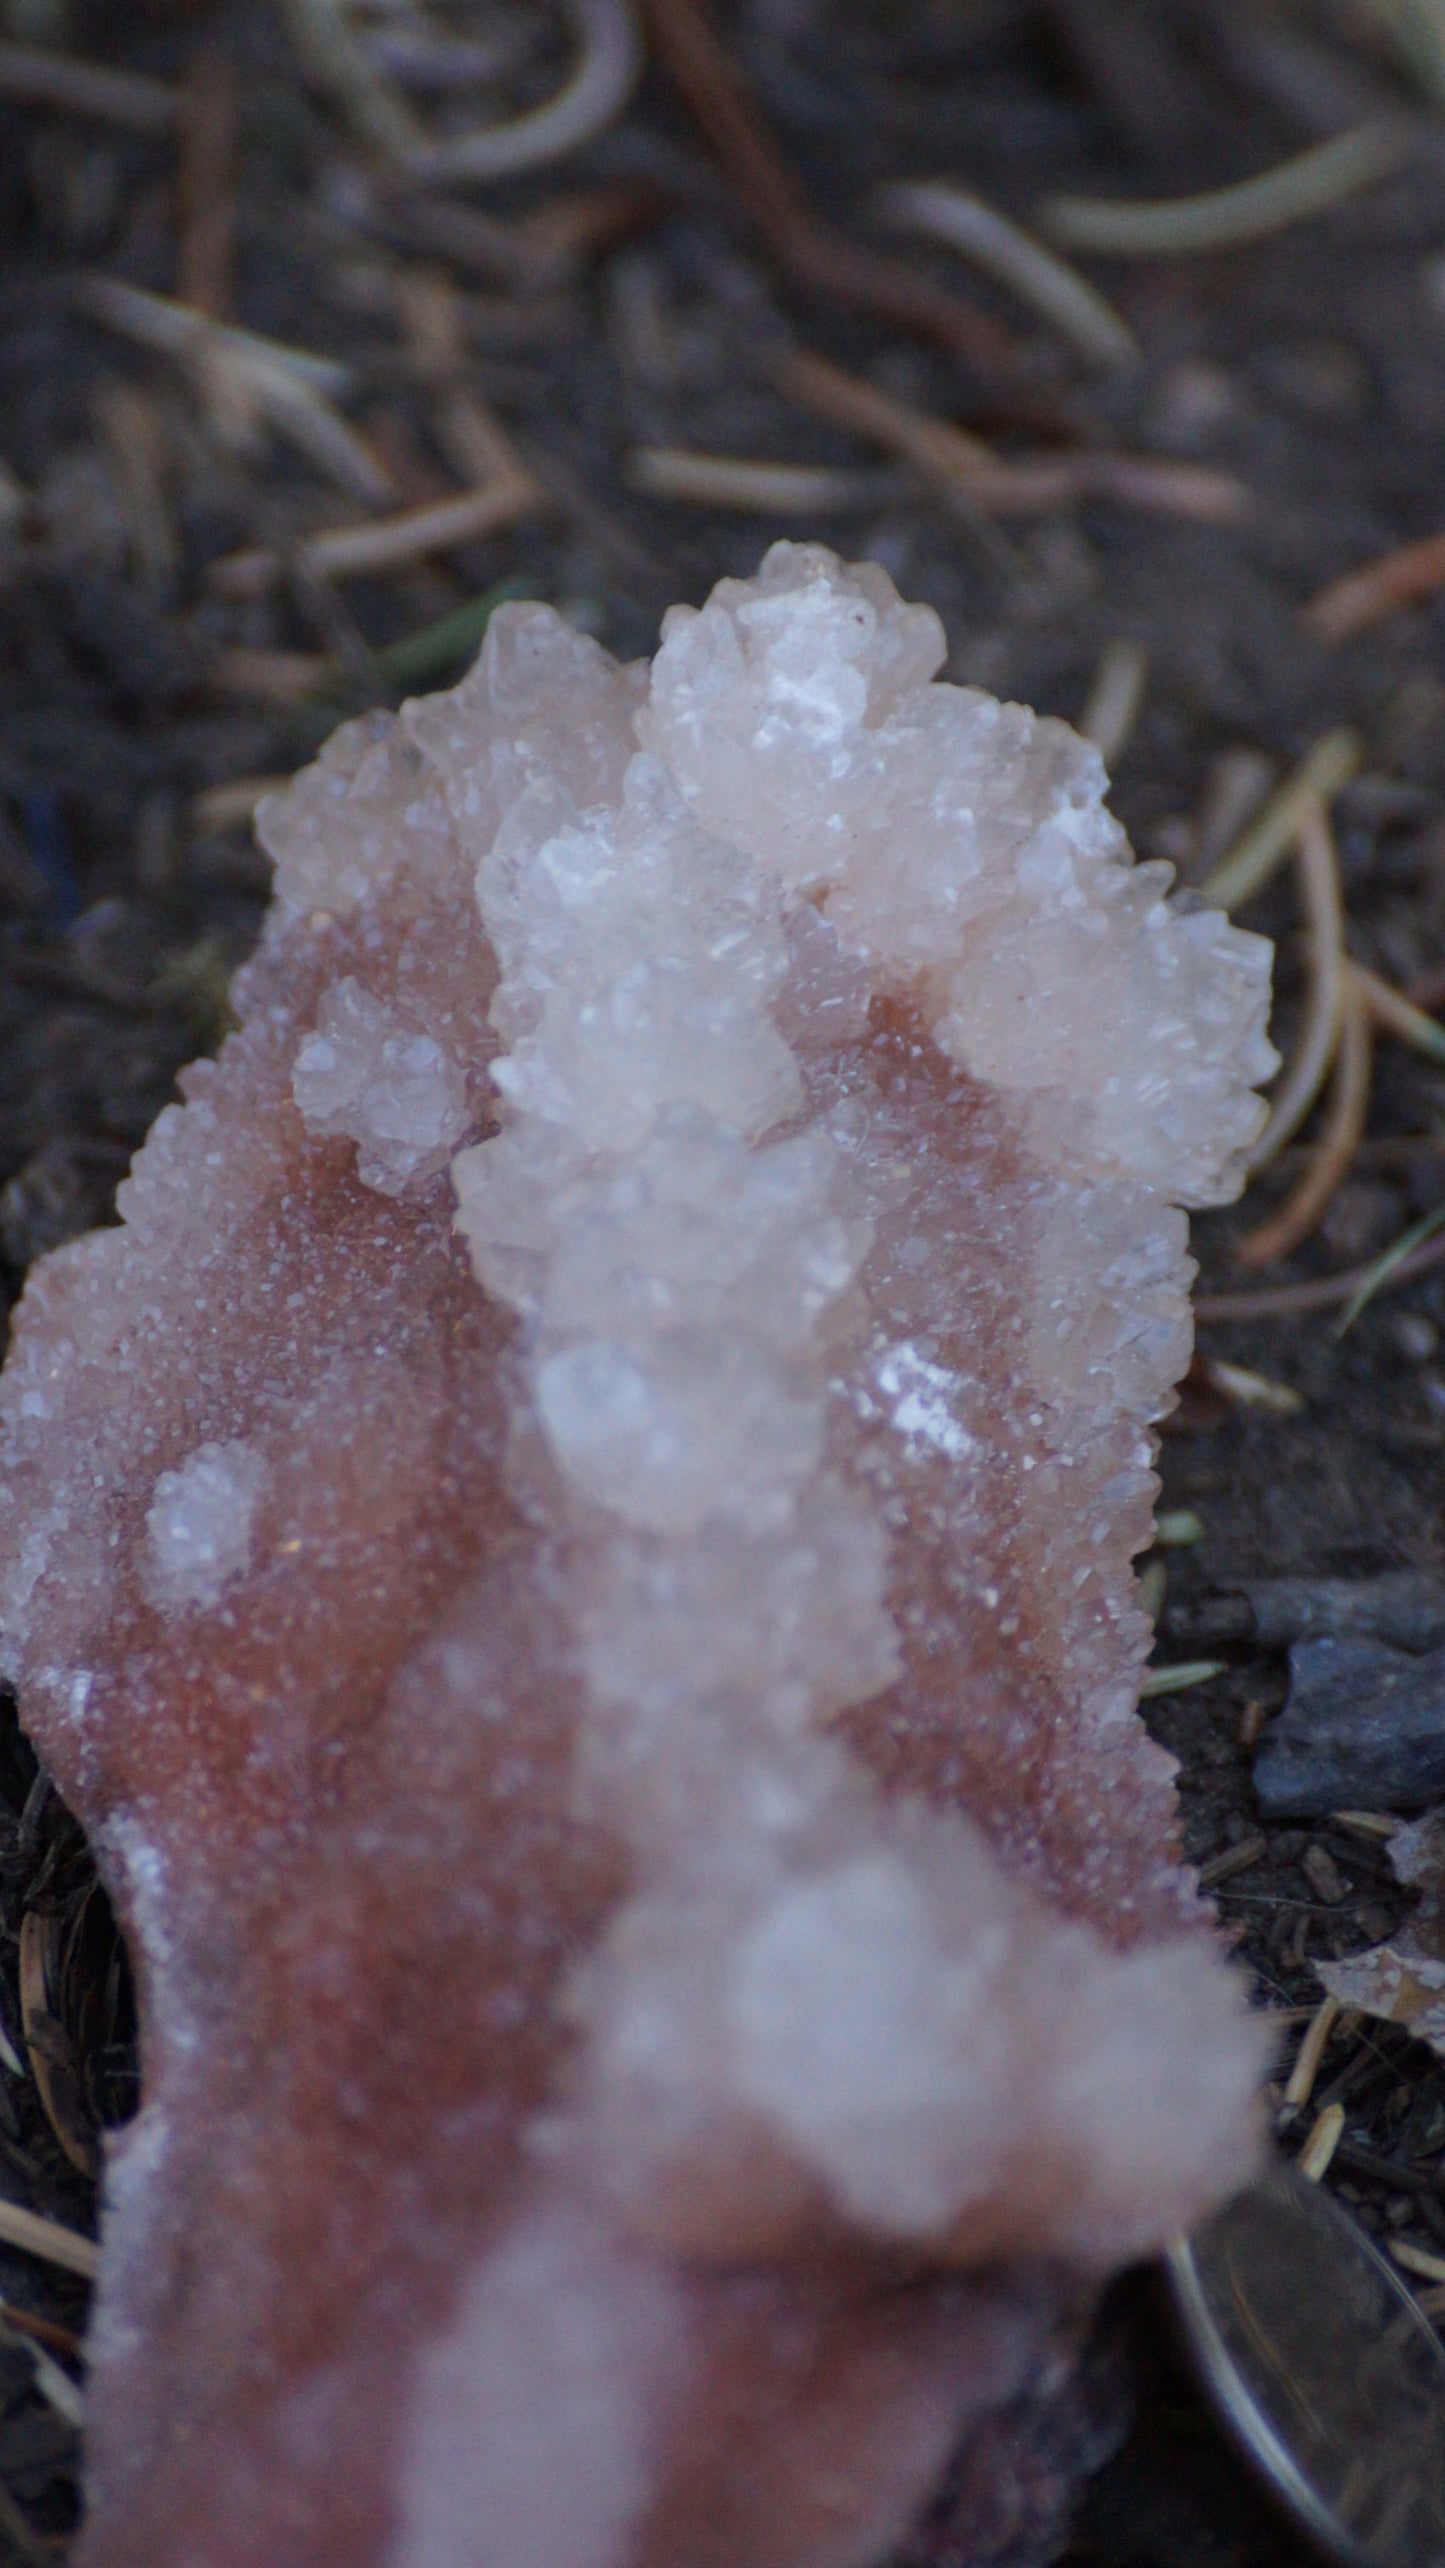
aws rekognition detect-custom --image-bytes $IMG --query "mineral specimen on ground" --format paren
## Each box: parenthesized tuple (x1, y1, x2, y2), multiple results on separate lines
(0, 545, 1276, 2568)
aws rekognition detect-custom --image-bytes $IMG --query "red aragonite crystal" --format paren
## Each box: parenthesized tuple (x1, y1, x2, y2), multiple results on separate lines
(0, 547, 1275, 2568)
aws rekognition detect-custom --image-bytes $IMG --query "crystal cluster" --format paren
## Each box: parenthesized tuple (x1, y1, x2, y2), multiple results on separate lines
(0, 546, 1275, 2568)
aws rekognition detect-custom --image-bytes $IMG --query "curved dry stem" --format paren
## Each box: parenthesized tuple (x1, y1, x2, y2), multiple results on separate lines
(1079, 640, 1148, 768)
(1040, 121, 1407, 257)
(0, 36, 176, 131)
(280, 0, 427, 159)
(641, 0, 1019, 370)
(1353, 960, 1445, 1063)
(406, 0, 643, 186)
(874, 180, 1138, 372)
(1244, 798, 1345, 1174)
(1195, 1225, 1445, 1322)
(1235, 975, 1372, 1269)
(1201, 726, 1361, 911)
(1304, 528, 1445, 642)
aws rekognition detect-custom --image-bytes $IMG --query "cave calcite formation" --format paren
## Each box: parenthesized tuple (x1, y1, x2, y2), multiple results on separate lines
(0, 546, 1276, 2568)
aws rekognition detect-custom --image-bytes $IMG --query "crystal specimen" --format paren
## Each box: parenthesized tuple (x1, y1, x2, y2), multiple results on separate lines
(0, 545, 1276, 2568)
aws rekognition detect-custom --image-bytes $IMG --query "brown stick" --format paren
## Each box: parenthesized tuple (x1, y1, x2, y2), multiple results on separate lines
(639, 0, 1019, 371)
(208, 473, 547, 597)
(208, 647, 331, 706)
(0, 2198, 97, 2281)
(775, 348, 996, 504)
(775, 346, 1249, 525)
(0, 2299, 82, 2362)
(178, 43, 238, 320)
(1303, 529, 1445, 642)
(1243, 798, 1343, 1173)
(1234, 977, 1372, 1268)
(1194, 1226, 1445, 1321)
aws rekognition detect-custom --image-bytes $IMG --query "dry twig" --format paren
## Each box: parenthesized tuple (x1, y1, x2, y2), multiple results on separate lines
(1078, 640, 1147, 765)
(1283, 1993, 1341, 2108)
(78, 274, 349, 393)
(208, 648, 331, 707)
(1336, 1208, 1445, 1333)
(0, 36, 176, 131)
(1235, 976, 1373, 1268)
(92, 379, 179, 589)
(281, 0, 427, 160)
(1391, 2238, 1445, 2284)
(1195, 1224, 1445, 1321)
(1197, 1836, 1267, 1890)
(1352, 961, 1445, 1064)
(79, 275, 393, 504)
(1137, 1661, 1226, 1698)
(0, 2199, 97, 2282)
(191, 777, 291, 834)
(282, 0, 642, 181)
(511, 183, 662, 289)
(628, 449, 909, 513)
(1244, 798, 1345, 1173)
(0, 2300, 81, 2363)
(178, 44, 237, 321)
(874, 180, 1138, 372)
(775, 346, 1248, 526)
(1199, 1356, 1305, 1413)
(208, 473, 547, 597)
(641, 0, 1018, 370)
(364, 22, 528, 91)
(1304, 529, 1445, 642)
(407, 0, 644, 185)
(1298, 2101, 1345, 2181)
(1193, 750, 1277, 878)
(392, 269, 543, 505)
(1042, 122, 1408, 256)
(1201, 727, 1362, 910)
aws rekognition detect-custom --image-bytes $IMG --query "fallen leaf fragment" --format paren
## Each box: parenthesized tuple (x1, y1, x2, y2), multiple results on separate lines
(1318, 1809, 1445, 2055)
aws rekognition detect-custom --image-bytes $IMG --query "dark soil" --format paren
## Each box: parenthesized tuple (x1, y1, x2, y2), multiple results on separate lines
(6, 0, 1445, 2558)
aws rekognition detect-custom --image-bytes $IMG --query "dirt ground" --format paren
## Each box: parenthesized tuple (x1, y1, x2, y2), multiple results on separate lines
(7, 0, 1445, 2557)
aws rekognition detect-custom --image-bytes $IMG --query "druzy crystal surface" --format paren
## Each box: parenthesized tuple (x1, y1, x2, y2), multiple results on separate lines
(0, 546, 1276, 2568)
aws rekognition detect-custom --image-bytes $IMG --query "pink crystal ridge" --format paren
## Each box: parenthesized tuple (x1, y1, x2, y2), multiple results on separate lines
(0, 544, 1276, 2568)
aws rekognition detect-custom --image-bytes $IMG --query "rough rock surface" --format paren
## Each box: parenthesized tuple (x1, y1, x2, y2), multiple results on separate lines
(1254, 1634, 1445, 1816)
(1165, 1569, 1445, 1658)
(0, 546, 1275, 2568)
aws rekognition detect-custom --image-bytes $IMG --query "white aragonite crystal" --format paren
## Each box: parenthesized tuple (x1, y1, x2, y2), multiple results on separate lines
(292, 976, 472, 1195)
(0, 544, 1274, 2568)
(143, 1439, 267, 1614)
(641, 544, 1276, 1199)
